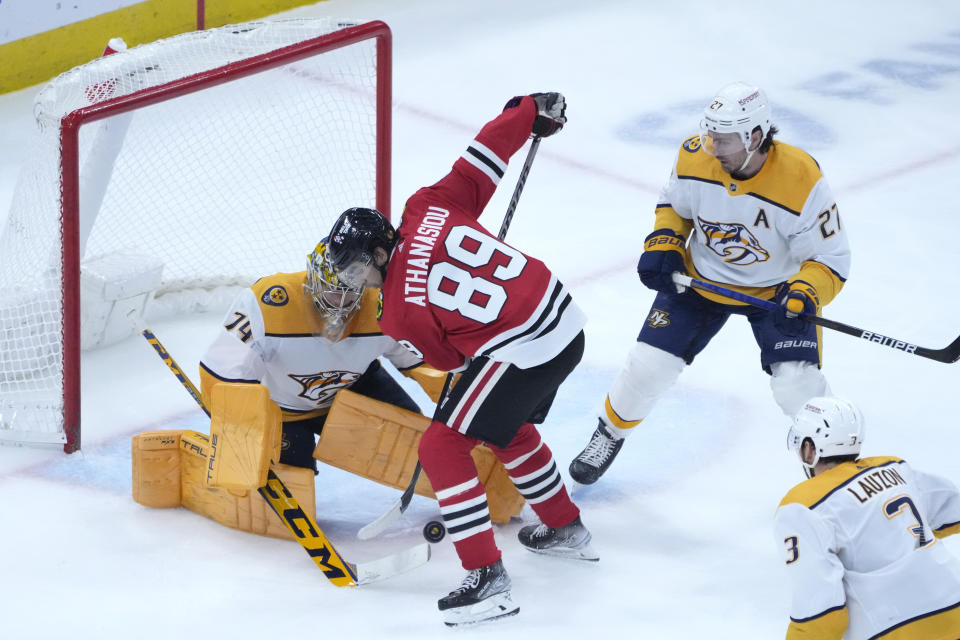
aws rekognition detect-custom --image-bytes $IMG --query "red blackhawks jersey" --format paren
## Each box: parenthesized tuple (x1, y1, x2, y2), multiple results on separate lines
(377, 97, 586, 371)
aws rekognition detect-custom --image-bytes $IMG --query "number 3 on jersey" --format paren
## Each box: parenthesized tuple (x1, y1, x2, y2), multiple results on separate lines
(428, 225, 527, 323)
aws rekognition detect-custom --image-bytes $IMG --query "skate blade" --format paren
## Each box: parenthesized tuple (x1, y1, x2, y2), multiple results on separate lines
(523, 542, 599, 562)
(442, 592, 519, 627)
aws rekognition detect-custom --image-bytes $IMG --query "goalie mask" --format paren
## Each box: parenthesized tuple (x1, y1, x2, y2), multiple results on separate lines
(787, 396, 865, 478)
(699, 81, 771, 172)
(326, 207, 397, 290)
(305, 240, 363, 339)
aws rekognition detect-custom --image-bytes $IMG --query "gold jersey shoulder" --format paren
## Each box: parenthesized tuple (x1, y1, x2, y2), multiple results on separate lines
(675, 134, 825, 215)
(779, 456, 905, 509)
(250, 272, 382, 337)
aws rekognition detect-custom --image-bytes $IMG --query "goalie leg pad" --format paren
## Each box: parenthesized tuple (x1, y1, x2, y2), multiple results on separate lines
(206, 382, 282, 491)
(317, 390, 524, 523)
(314, 389, 434, 496)
(131, 430, 184, 508)
(181, 440, 316, 540)
(132, 428, 315, 541)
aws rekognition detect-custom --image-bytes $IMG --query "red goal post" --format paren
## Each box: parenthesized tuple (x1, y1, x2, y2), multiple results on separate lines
(0, 19, 392, 453)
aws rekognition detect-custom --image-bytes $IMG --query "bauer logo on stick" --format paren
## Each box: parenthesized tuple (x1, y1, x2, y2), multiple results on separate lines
(860, 331, 918, 353)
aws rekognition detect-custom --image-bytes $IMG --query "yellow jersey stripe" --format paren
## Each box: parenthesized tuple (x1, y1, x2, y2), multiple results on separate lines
(786, 605, 848, 639)
(935, 521, 960, 539)
(779, 457, 904, 509)
(873, 598, 960, 639)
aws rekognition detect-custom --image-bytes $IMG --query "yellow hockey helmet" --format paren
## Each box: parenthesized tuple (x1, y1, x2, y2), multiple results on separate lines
(305, 240, 363, 330)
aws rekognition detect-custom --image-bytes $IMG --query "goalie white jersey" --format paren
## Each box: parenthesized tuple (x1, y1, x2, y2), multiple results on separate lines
(657, 135, 851, 306)
(774, 456, 960, 639)
(200, 272, 425, 419)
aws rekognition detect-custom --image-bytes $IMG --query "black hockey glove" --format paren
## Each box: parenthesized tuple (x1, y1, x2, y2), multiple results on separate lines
(530, 92, 566, 137)
(637, 229, 686, 293)
(772, 281, 818, 336)
(504, 92, 567, 137)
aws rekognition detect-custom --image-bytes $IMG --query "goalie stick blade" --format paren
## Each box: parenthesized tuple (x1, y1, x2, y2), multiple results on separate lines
(353, 543, 431, 586)
(357, 498, 404, 540)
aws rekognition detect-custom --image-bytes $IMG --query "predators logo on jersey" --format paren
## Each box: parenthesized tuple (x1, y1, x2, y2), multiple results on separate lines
(289, 370, 361, 405)
(697, 217, 770, 265)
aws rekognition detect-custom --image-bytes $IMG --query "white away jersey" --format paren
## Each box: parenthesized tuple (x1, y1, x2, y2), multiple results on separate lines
(659, 135, 850, 291)
(774, 457, 960, 639)
(199, 272, 422, 418)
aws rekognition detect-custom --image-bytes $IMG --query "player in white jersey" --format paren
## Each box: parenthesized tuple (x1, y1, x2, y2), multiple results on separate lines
(570, 81, 851, 484)
(775, 396, 960, 639)
(199, 240, 446, 471)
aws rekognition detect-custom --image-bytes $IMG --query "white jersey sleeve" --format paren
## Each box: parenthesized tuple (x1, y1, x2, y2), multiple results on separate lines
(911, 467, 960, 536)
(200, 288, 266, 383)
(382, 337, 425, 372)
(786, 177, 851, 281)
(773, 502, 847, 623)
(656, 152, 692, 219)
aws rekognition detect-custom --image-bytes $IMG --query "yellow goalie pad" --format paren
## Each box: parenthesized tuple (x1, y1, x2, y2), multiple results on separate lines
(131, 429, 315, 541)
(206, 382, 282, 491)
(314, 390, 525, 523)
(401, 365, 458, 404)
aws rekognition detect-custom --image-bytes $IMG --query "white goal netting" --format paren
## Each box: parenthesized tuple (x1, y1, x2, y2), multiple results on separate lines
(0, 18, 390, 449)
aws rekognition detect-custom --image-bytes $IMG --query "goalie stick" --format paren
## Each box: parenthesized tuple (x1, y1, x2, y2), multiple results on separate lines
(671, 272, 960, 364)
(138, 327, 430, 585)
(358, 135, 544, 540)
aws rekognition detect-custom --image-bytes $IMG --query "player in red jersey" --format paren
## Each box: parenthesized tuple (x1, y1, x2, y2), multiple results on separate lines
(323, 93, 596, 626)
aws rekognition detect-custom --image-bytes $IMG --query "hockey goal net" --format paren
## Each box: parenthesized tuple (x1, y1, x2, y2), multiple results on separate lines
(0, 19, 392, 452)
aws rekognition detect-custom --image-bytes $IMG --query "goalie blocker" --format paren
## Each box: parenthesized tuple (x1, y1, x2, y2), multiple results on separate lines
(132, 386, 524, 540)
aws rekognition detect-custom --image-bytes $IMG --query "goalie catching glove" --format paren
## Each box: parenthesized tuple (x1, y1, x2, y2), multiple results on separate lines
(504, 92, 567, 137)
(774, 280, 819, 336)
(637, 229, 686, 293)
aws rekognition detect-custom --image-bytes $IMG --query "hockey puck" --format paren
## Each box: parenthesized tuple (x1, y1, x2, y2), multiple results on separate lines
(423, 520, 446, 543)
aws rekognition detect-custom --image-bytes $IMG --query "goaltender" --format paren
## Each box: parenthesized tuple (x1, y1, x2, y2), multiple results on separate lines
(131, 240, 524, 539)
(198, 239, 445, 471)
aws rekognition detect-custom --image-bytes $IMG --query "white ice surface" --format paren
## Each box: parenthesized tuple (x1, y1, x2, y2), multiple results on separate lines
(1, 1, 959, 638)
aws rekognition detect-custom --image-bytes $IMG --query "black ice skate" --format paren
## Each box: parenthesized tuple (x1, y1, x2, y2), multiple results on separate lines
(569, 419, 624, 485)
(518, 515, 599, 561)
(438, 559, 519, 627)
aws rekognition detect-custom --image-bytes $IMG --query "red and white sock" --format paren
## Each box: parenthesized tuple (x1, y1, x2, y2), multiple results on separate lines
(490, 423, 579, 528)
(418, 421, 500, 570)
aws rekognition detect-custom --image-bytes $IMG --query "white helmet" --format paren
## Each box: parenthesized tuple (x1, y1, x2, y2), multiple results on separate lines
(787, 396, 865, 477)
(699, 81, 772, 154)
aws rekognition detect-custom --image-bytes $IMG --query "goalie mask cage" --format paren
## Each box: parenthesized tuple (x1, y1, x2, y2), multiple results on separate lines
(0, 19, 392, 453)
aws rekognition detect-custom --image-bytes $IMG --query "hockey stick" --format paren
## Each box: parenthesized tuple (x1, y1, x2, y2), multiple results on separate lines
(498, 135, 541, 239)
(137, 327, 430, 585)
(356, 375, 453, 540)
(671, 272, 960, 364)
(357, 135, 544, 540)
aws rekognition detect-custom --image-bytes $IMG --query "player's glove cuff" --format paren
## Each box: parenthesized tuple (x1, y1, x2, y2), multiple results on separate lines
(773, 281, 819, 336)
(637, 230, 686, 293)
(643, 229, 686, 253)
